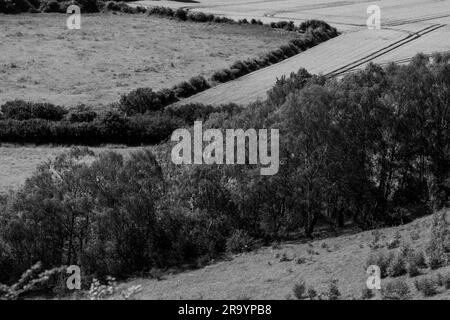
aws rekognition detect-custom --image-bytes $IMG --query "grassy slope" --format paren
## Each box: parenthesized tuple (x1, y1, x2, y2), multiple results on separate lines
(117, 211, 450, 300)
(0, 13, 297, 109)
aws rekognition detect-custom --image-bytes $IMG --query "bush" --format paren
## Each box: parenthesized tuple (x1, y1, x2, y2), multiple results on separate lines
(381, 279, 410, 300)
(387, 252, 407, 277)
(442, 273, 450, 289)
(225, 230, 254, 254)
(172, 81, 197, 99)
(0, 0, 20, 13)
(427, 212, 449, 269)
(1, 100, 67, 121)
(67, 105, 97, 123)
(365, 250, 394, 278)
(387, 231, 402, 249)
(166, 103, 215, 124)
(119, 87, 166, 115)
(414, 277, 439, 297)
(361, 287, 374, 300)
(406, 249, 427, 277)
(174, 8, 187, 21)
(292, 280, 307, 299)
(187, 11, 210, 23)
(326, 279, 341, 300)
(210, 69, 234, 83)
(307, 286, 317, 300)
(39, 0, 63, 12)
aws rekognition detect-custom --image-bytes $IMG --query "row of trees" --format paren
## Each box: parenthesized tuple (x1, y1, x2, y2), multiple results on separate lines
(1, 54, 449, 286)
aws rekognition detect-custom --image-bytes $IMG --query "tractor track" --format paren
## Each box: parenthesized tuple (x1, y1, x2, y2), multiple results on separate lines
(326, 24, 446, 77)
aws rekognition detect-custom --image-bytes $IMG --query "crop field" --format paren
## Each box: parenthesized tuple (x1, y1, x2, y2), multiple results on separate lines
(133, 0, 450, 30)
(132, 0, 450, 106)
(0, 12, 297, 109)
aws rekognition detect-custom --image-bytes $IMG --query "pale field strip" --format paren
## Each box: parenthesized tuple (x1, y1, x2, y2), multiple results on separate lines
(132, 0, 450, 31)
(173, 27, 418, 106)
(326, 24, 448, 77)
(336, 25, 450, 76)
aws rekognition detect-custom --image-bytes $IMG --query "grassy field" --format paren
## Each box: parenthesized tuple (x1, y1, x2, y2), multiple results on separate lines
(0, 145, 145, 195)
(116, 211, 450, 300)
(0, 12, 297, 109)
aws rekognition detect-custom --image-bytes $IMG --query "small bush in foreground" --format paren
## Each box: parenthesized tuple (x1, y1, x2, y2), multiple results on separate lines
(326, 279, 341, 300)
(225, 230, 254, 254)
(361, 287, 375, 300)
(427, 212, 449, 269)
(365, 250, 394, 278)
(387, 252, 407, 277)
(381, 279, 410, 300)
(307, 287, 317, 300)
(292, 280, 307, 299)
(414, 277, 439, 297)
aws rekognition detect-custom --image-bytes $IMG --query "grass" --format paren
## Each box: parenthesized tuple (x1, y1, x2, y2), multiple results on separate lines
(113, 212, 450, 300)
(0, 13, 297, 109)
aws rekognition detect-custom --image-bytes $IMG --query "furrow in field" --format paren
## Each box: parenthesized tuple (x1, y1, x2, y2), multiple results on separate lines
(326, 24, 446, 77)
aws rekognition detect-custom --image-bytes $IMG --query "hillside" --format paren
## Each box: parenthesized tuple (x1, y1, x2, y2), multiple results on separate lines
(116, 211, 450, 300)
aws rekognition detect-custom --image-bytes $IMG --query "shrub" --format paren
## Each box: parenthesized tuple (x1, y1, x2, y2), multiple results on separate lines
(307, 286, 317, 300)
(210, 69, 234, 83)
(174, 8, 187, 21)
(381, 279, 410, 300)
(188, 11, 210, 22)
(387, 252, 407, 277)
(166, 103, 214, 124)
(365, 250, 394, 278)
(0, 0, 20, 13)
(104, 1, 121, 11)
(172, 81, 196, 99)
(1, 100, 67, 121)
(292, 280, 306, 299)
(188, 75, 210, 92)
(442, 273, 450, 289)
(361, 287, 374, 300)
(119, 87, 165, 115)
(406, 249, 427, 277)
(39, 0, 63, 12)
(326, 279, 341, 300)
(414, 277, 439, 297)
(427, 212, 449, 269)
(225, 230, 254, 254)
(67, 105, 97, 123)
(387, 231, 402, 249)
(99, 110, 129, 137)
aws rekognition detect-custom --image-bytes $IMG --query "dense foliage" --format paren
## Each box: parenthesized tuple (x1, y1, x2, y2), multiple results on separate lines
(1, 54, 449, 290)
